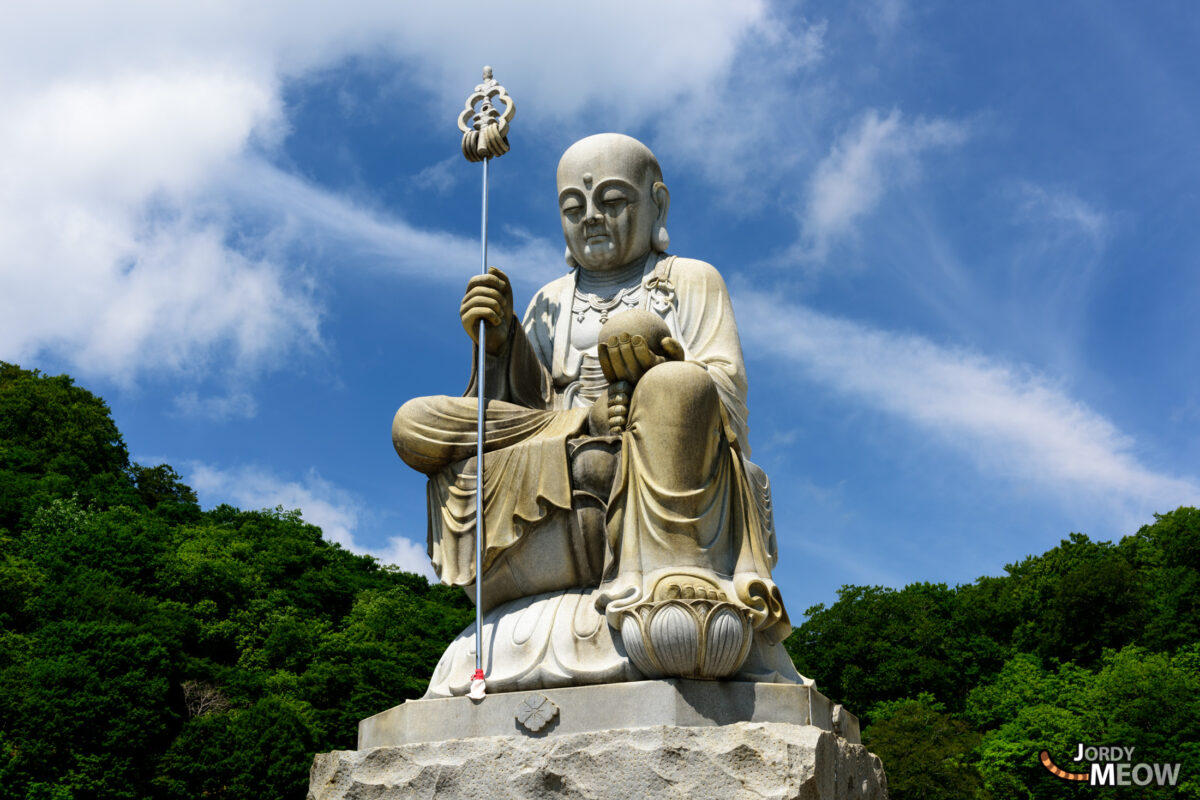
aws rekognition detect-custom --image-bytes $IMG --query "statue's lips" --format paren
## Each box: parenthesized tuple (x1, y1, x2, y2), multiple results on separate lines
(585, 234, 610, 245)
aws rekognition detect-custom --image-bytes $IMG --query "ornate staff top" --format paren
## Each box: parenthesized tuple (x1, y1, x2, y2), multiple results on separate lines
(458, 66, 515, 162)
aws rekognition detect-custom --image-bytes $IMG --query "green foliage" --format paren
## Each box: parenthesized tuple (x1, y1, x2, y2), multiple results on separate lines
(0, 363, 137, 532)
(785, 581, 1002, 716)
(131, 464, 201, 524)
(1125, 508, 1200, 652)
(968, 647, 1200, 799)
(1003, 532, 1148, 666)
(154, 697, 321, 800)
(3, 360, 1198, 798)
(0, 363, 472, 799)
(788, 509, 1200, 797)
(863, 693, 985, 800)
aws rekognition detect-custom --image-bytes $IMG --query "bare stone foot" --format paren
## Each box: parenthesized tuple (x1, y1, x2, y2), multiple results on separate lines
(653, 577, 726, 602)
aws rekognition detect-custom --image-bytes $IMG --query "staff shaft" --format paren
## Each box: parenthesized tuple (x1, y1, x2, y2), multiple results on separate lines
(474, 155, 489, 680)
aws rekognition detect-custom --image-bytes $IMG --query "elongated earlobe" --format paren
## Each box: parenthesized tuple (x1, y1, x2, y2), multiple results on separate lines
(651, 180, 671, 252)
(652, 223, 670, 252)
(565, 246, 579, 268)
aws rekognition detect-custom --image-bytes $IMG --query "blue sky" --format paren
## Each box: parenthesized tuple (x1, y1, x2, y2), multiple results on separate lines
(2, 1, 1198, 617)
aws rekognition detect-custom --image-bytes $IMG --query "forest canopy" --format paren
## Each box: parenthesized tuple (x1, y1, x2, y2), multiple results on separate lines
(1, 361, 1196, 799)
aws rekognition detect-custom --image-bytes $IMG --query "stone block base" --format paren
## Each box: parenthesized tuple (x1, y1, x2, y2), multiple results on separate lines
(358, 679, 859, 747)
(309, 722, 887, 800)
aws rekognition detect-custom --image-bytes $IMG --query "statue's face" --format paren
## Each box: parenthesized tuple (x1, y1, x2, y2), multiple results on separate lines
(557, 136, 661, 273)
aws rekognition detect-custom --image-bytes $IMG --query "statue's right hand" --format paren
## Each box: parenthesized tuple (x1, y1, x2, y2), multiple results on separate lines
(460, 266, 514, 356)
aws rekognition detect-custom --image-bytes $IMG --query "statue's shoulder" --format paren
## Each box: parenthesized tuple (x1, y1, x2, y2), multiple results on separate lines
(536, 271, 576, 295)
(662, 256, 730, 293)
(522, 271, 575, 321)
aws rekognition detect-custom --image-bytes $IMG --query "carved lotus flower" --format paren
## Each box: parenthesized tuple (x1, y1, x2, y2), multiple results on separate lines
(618, 599, 753, 680)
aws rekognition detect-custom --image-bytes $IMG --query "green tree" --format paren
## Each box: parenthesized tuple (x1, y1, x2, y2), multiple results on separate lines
(1004, 532, 1147, 667)
(154, 697, 320, 800)
(785, 582, 978, 717)
(863, 693, 985, 800)
(0, 363, 474, 798)
(0, 363, 138, 532)
(1124, 507, 1200, 653)
(969, 647, 1200, 799)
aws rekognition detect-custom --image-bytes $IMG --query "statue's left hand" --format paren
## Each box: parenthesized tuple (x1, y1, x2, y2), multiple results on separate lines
(598, 333, 684, 386)
(604, 380, 632, 433)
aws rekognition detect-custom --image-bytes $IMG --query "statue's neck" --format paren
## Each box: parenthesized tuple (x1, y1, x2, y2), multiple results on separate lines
(576, 254, 651, 296)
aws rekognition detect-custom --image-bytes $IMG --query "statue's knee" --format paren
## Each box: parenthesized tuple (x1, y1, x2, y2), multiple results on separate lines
(392, 396, 442, 473)
(631, 361, 718, 423)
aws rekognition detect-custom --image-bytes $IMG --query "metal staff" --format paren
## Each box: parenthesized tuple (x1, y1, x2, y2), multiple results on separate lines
(457, 66, 515, 700)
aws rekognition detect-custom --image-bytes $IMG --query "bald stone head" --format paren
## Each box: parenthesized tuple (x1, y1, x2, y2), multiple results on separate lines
(557, 133, 670, 273)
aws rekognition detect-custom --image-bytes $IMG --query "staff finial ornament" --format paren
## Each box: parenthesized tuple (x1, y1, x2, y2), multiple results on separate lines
(458, 66, 515, 162)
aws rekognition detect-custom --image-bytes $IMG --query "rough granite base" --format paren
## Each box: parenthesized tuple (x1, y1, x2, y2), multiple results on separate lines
(309, 681, 886, 799)
(309, 722, 887, 800)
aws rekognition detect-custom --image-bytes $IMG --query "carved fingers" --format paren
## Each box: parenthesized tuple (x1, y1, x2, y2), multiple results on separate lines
(460, 266, 513, 355)
(597, 337, 617, 383)
(607, 380, 632, 433)
(661, 336, 685, 362)
(597, 333, 667, 385)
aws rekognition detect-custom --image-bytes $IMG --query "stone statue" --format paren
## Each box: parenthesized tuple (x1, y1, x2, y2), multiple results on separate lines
(392, 133, 807, 696)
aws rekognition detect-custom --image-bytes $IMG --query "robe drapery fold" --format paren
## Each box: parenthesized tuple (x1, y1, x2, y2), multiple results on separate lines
(414, 398, 589, 585)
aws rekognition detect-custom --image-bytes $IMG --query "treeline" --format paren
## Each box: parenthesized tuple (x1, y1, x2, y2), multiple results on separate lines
(785, 509, 1200, 798)
(2, 362, 1198, 799)
(0, 363, 472, 799)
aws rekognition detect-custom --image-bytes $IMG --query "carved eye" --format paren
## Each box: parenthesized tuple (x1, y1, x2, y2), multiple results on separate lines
(601, 190, 629, 215)
(560, 199, 584, 221)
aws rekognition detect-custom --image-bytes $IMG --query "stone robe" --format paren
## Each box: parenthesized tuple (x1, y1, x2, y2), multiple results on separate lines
(392, 253, 803, 696)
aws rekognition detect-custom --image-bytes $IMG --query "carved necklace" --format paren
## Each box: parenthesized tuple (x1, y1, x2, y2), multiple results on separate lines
(572, 283, 643, 323)
(572, 258, 649, 323)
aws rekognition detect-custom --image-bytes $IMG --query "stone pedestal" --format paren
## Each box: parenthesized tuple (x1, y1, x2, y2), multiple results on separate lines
(308, 681, 887, 799)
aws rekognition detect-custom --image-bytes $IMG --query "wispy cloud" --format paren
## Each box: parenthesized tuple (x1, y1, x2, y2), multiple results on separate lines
(226, 160, 564, 289)
(410, 156, 461, 197)
(647, 12, 828, 207)
(799, 109, 967, 261)
(998, 181, 1112, 362)
(172, 390, 259, 421)
(1014, 182, 1110, 247)
(186, 462, 436, 579)
(862, 0, 906, 40)
(738, 291, 1200, 520)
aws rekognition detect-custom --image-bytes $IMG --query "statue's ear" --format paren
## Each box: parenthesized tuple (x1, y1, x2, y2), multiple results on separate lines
(652, 181, 670, 225)
(651, 182, 671, 253)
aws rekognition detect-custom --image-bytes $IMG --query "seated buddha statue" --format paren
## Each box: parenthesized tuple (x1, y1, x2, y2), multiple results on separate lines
(392, 133, 807, 696)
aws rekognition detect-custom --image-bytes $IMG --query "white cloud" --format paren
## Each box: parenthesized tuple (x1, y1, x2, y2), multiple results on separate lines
(799, 109, 967, 261)
(186, 462, 436, 579)
(0, 61, 307, 383)
(737, 291, 1200, 520)
(0, 2, 780, 384)
(376, 536, 435, 577)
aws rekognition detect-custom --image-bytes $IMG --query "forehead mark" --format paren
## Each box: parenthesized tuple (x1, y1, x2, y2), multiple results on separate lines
(582, 173, 593, 189)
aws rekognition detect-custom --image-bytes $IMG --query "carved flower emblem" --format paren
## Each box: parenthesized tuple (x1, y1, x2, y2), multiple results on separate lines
(514, 694, 559, 732)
